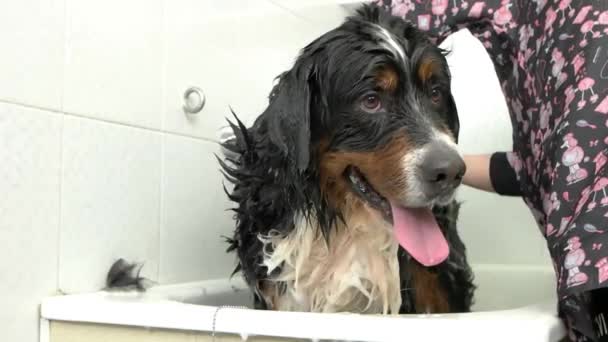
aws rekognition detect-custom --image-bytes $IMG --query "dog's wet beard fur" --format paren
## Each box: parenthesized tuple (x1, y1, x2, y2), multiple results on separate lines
(220, 4, 475, 314)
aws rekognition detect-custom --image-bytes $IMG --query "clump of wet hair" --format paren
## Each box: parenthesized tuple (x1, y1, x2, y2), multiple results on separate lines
(105, 258, 152, 292)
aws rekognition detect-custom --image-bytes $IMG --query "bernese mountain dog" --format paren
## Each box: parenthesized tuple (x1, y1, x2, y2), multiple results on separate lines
(219, 4, 475, 315)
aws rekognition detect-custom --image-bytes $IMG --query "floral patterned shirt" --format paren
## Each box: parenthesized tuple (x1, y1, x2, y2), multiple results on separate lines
(374, 0, 608, 339)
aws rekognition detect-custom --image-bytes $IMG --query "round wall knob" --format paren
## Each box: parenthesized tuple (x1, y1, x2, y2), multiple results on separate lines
(183, 86, 205, 114)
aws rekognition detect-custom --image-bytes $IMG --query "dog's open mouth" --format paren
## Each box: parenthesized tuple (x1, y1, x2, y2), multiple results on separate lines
(345, 166, 449, 267)
(346, 166, 392, 219)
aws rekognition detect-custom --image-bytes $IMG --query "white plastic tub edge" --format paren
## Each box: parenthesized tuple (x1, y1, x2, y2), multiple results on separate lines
(41, 264, 566, 342)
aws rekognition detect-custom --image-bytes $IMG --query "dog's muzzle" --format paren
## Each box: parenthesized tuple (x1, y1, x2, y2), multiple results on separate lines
(417, 141, 466, 204)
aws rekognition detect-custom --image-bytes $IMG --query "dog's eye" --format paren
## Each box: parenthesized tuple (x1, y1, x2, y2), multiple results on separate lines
(431, 87, 442, 104)
(360, 94, 382, 113)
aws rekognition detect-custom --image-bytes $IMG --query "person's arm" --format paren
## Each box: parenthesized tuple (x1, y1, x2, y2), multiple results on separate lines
(463, 152, 523, 196)
(463, 154, 494, 192)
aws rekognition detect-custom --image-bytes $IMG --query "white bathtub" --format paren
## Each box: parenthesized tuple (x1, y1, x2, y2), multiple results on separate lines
(40, 264, 566, 342)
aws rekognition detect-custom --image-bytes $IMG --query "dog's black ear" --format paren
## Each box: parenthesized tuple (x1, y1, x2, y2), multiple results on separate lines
(446, 93, 460, 143)
(448, 94, 460, 143)
(437, 48, 460, 143)
(263, 66, 314, 172)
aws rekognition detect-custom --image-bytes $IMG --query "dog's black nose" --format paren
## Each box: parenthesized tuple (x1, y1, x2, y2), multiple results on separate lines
(419, 142, 466, 193)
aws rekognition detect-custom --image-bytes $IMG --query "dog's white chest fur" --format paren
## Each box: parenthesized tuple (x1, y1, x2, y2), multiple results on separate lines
(259, 207, 402, 314)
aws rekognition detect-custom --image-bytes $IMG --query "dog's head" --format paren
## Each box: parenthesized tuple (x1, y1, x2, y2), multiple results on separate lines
(250, 5, 464, 266)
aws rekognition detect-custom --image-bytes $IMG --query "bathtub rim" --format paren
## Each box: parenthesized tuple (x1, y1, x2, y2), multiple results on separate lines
(41, 264, 566, 342)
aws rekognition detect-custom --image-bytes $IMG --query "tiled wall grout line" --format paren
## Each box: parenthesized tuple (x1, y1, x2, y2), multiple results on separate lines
(267, 0, 313, 22)
(56, 0, 69, 292)
(56, 114, 65, 293)
(158, 0, 167, 282)
(0, 98, 220, 144)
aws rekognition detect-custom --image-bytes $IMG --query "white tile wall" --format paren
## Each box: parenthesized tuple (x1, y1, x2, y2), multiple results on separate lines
(163, 0, 237, 140)
(0, 0, 65, 110)
(160, 135, 235, 283)
(0, 3, 553, 342)
(163, 0, 344, 140)
(0, 103, 62, 342)
(269, 0, 352, 26)
(63, 0, 163, 129)
(59, 116, 161, 293)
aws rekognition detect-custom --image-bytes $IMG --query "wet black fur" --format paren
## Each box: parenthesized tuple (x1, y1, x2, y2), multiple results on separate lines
(105, 258, 150, 292)
(219, 4, 475, 313)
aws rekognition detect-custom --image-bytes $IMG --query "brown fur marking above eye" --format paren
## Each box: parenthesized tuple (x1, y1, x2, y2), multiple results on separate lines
(375, 67, 399, 92)
(409, 262, 450, 313)
(417, 57, 442, 83)
(318, 135, 413, 213)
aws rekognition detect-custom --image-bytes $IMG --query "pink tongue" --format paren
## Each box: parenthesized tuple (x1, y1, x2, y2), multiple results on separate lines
(390, 203, 449, 267)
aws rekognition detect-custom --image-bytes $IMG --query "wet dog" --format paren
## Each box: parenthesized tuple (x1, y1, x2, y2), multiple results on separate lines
(220, 4, 475, 314)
